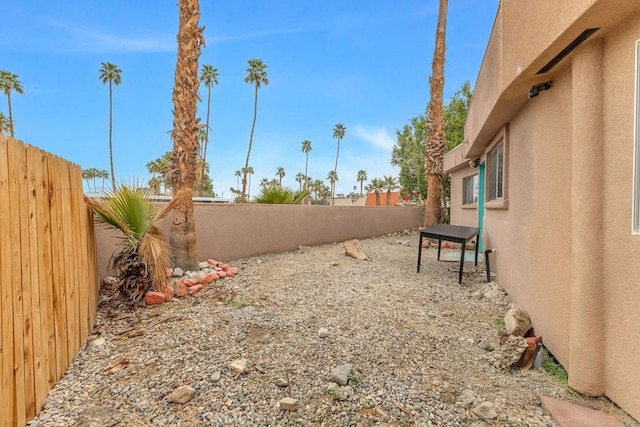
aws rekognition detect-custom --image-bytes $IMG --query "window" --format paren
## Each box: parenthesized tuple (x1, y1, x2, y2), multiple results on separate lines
(634, 40, 640, 233)
(463, 174, 479, 205)
(488, 141, 504, 200)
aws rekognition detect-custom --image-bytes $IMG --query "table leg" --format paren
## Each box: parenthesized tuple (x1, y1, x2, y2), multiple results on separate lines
(437, 239, 442, 260)
(459, 243, 466, 284)
(474, 236, 479, 266)
(417, 234, 423, 273)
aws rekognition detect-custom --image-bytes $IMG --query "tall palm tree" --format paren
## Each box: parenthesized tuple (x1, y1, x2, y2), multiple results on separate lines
(241, 58, 269, 202)
(199, 64, 219, 195)
(169, 0, 204, 270)
(259, 177, 270, 188)
(0, 112, 9, 134)
(424, 0, 448, 227)
(0, 70, 24, 137)
(383, 175, 398, 206)
(98, 62, 122, 191)
(327, 170, 338, 206)
(301, 139, 312, 190)
(246, 166, 254, 199)
(357, 170, 367, 196)
(234, 169, 241, 190)
(332, 123, 346, 205)
(276, 166, 286, 186)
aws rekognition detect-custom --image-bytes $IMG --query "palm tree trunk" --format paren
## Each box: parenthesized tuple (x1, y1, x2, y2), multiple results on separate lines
(109, 82, 116, 191)
(200, 84, 211, 195)
(386, 189, 391, 206)
(242, 84, 259, 202)
(424, 0, 447, 227)
(170, 0, 203, 270)
(7, 93, 14, 137)
(375, 190, 380, 206)
(304, 155, 309, 189)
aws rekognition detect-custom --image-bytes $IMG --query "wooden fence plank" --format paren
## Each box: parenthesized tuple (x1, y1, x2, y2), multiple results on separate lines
(7, 137, 27, 426)
(47, 155, 68, 381)
(69, 166, 84, 350)
(0, 136, 16, 426)
(58, 162, 76, 360)
(37, 152, 56, 391)
(26, 145, 49, 415)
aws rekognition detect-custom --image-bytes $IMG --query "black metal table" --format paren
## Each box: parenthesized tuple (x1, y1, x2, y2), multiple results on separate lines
(416, 224, 480, 284)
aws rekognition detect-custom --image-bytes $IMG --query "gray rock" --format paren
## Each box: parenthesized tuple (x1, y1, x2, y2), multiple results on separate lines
(230, 359, 248, 374)
(477, 329, 502, 351)
(172, 267, 184, 277)
(167, 385, 196, 404)
(275, 378, 288, 387)
(72, 406, 121, 427)
(504, 303, 532, 337)
(198, 261, 210, 270)
(458, 389, 477, 409)
(337, 385, 354, 401)
(471, 401, 498, 420)
(330, 364, 353, 386)
(278, 397, 300, 412)
(318, 327, 330, 338)
(190, 271, 205, 284)
(92, 337, 106, 347)
(211, 371, 221, 382)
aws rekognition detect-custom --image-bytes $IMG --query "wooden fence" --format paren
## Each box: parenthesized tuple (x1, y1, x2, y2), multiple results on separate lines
(0, 135, 99, 426)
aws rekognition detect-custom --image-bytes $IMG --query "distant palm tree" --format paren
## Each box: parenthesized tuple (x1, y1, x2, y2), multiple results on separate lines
(0, 70, 24, 137)
(276, 166, 286, 186)
(383, 175, 398, 206)
(327, 170, 338, 206)
(242, 166, 255, 199)
(332, 123, 346, 205)
(295, 172, 304, 191)
(357, 170, 368, 196)
(199, 64, 219, 194)
(234, 169, 241, 189)
(259, 177, 270, 188)
(99, 62, 122, 191)
(241, 58, 269, 202)
(0, 112, 9, 134)
(368, 178, 384, 206)
(301, 139, 312, 190)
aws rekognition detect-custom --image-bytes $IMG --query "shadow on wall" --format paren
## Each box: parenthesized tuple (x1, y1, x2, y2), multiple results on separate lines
(95, 203, 425, 278)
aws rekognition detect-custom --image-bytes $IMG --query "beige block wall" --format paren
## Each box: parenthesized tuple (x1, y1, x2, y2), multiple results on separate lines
(95, 204, 424, 279)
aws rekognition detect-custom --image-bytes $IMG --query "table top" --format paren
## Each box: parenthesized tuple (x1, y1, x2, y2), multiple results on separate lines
(420, 224, 479, 241)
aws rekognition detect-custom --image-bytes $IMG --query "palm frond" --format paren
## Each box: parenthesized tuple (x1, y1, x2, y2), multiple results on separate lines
(106, 186, 155, 241)
(155, 188, 192, 221)
(138, 225, 172, 292)
(85, 195, 135, 242)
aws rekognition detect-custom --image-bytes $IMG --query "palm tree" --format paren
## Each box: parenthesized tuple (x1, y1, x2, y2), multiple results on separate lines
(98, 62, 122, 191)
(241, 58, 269, 202)
(199, 64, 219, 195)
(383, 175, 398, 206)
(276, 166, 286, 186)
(246, 166, 254, 199)
(368, 178, 384, 206)
(169, 0, 204, 270)
(424, 0, 448, 227)
(357, 170, 368, 196)
(332, 123, 346, 205)
(82, 168, 98, 192)
(327, 170, 338, 206)
(259, 177, 270, 188)
(295, 172, 304, 192)
(234, 169, 242, 189)
(0, 70, 24, 137)
(301, 139, 312, 190)
(0, 112, 9, 134)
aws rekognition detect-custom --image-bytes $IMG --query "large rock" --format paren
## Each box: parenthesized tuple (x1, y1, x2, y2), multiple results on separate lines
(477, 329, 502, 351)
(471, 401, 498, 420)
(230, 359, 248, 374)
(344, 240, 370, 261)
(330, 364, 353, 386)
(144, 291, 165, 305)
(504, 303, 532, 337)
(167, 385, 196, 404)
(72, 406, 121, 427)
(493, 336, 528, 370)
(278, 397, 300, 412)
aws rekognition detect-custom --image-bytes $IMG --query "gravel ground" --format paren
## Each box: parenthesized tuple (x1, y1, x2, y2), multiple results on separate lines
(28, 232, 638, 426)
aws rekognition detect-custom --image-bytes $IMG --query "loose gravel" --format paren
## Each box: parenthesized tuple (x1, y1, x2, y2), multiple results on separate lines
(28, 233, 638, 426)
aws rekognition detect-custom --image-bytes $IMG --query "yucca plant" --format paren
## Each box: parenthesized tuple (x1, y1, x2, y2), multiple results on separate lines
(87, 185, 190, 302)
(254, 186, 310, 204)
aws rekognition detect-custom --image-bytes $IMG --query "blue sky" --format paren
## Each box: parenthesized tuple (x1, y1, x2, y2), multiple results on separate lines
(1, 1, 497, 199)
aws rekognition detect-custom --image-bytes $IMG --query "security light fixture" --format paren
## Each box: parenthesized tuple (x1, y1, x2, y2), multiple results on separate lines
(528, 81, 553, 99)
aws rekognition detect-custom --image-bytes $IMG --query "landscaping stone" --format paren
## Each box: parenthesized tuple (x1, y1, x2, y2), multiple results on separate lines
(172, 267, 184, 277)
(188, 284, 203, 294)
(278, 397, 300, 412)
(230, 359, 248, 374)
(144, 291, 165, 305)
(477, 329, 502, 351)
(167, 385, 196, 404)
(504, 303, 532, 337)
(318, 327, 330, 338)
(330, 364, 353, 386)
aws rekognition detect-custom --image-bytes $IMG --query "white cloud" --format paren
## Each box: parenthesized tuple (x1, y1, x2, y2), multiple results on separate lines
(352, 125, 395, 150)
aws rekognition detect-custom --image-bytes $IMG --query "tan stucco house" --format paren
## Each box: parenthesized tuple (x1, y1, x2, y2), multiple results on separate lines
(444, 0, 640, 421)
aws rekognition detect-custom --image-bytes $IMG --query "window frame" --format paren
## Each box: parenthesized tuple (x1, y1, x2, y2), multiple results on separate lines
(485, 125, 509, 210)
(633, 40, 640, 234)
(462, 173, 479, 206)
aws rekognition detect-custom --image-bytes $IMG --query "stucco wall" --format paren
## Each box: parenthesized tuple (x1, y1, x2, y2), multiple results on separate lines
(95, 204, 424, 279)
(473, 4, 640, 421)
